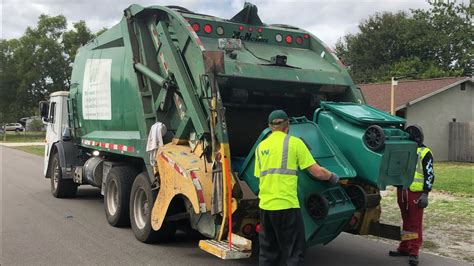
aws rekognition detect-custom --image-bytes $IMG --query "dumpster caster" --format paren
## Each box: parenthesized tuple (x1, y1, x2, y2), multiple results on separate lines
(306, 193, 329, 220)
(405, 125, 424, 146)
(363, 125, 385, 151)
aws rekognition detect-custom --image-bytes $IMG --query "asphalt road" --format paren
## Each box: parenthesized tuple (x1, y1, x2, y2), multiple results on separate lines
(1, 147, 469, 266)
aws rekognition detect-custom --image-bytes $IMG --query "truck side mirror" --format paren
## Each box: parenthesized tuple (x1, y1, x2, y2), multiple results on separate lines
(39, 101, 50, 122)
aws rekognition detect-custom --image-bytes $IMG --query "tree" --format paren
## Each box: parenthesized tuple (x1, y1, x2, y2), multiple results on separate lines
(411, 1, 473, 76)
(0, 15, 97, 122)
(63, 21, 95, 63)
(335, 0, 472, 83)
(0, 39, 21, 122)
(63, 20, 95, 85)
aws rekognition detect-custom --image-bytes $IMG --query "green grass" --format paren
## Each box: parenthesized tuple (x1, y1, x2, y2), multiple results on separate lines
(434, 162, 473, 197)
(0, 131, 45, 142)
(12, 145, 45, 156)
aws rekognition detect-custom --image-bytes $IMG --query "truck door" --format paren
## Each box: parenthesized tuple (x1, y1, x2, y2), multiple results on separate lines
(43, 97, 66, 176)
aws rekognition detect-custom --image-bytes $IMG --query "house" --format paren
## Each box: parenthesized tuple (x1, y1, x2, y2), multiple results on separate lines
(360, 77, 473, 161)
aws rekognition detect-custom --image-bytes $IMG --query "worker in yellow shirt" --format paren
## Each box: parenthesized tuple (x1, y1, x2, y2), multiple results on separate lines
(255, 110, 339, 266)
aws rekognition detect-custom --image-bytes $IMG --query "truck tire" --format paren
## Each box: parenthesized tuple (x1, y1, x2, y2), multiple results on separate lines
(130, 172, 177, 243)
(104, 166, 136, 227)
(50, 152, 78, 198)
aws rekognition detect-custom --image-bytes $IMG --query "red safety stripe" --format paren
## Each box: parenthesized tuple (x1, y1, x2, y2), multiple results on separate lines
(81, 139, 134, 153)
(160, 152, 207, 212)
(189, 171, 206, 205)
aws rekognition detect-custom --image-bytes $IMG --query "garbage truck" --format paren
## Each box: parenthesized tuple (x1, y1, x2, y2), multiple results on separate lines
(39, 3, 424, 259)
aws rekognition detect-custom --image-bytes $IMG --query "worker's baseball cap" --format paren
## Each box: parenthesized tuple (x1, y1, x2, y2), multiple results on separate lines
(268, 110, 289, 124)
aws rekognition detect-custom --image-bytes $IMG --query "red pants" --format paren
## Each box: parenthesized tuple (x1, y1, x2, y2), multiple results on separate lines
(397, 188, 424, 256)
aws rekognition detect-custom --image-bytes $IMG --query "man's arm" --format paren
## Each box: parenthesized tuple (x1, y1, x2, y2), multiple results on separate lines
(307, 163, 333, 181)
(296, 138, 339, 184)
(422, 151, 435, 192)
(417, 150, 434, 208)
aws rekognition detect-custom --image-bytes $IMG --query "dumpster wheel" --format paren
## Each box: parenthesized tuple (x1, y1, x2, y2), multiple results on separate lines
(363, 125, 385, 151)
(306, 194, 329, 220)
(405, 124, 424, 146)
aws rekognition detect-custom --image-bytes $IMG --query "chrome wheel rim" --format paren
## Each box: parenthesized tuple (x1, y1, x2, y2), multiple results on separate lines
(133, 188, 148, 230)
(106, 180, 119, 215)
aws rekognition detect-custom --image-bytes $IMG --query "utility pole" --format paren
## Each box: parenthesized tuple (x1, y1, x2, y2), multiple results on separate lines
(390, 77, 398, 115)
(2, 123, 6, 142)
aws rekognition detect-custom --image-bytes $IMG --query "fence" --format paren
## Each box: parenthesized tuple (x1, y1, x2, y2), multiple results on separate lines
(448, 122, 473, 162)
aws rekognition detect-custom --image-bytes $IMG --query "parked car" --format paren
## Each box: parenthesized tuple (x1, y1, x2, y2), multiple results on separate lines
(2, 123, 24, 132)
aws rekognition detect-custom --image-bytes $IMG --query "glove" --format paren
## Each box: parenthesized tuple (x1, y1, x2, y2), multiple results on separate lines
(417, 192, 429, 208)
(328, 172, 339, 185)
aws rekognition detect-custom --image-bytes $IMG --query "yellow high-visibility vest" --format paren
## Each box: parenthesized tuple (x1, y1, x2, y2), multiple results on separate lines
(254, 131, 315, 210)
(409, 147, 431, 192)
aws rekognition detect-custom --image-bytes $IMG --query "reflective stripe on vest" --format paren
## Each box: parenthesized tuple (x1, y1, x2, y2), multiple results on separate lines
(258, 134, 295, 178)
(410, 147, 431, 192)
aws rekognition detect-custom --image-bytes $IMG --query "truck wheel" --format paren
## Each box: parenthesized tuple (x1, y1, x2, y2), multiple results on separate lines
(104, 166, 136, 227)
(50, 153, 78, 198)
(130, 172, 177, 243)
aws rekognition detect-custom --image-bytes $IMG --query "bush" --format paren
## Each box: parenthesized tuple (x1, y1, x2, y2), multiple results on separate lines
(27, 118, 45, 131)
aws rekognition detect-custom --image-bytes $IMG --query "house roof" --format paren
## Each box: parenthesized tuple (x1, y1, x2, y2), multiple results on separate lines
(359, 77, 472, 112)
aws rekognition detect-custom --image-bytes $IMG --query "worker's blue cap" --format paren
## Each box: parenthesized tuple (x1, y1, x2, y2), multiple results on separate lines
(268, 110, 289, 124)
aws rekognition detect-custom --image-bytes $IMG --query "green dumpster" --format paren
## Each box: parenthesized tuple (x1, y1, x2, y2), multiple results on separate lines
(238, 117, 356, 246)
(314, 102, 418, 190)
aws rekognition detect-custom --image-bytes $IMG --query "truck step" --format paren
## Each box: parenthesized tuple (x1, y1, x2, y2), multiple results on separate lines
(199, 234, 252, 260)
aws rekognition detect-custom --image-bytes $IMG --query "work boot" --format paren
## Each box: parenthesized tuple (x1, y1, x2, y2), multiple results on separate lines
(389, 250, 409, 257)
(409, 255, 419, 266)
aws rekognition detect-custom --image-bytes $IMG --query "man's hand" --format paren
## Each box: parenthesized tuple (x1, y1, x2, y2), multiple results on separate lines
(417, 192, 429, 208)
(328, 172, 339, 185)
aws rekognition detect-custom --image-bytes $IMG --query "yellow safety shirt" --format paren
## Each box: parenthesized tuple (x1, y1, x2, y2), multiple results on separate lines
(254, 131, 316, 210)
(409, 147, 431, 192)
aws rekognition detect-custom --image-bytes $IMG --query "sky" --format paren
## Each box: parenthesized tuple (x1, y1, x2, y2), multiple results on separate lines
(0, 0, 435, 48)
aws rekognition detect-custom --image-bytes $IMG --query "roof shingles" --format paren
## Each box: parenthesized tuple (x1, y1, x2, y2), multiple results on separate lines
(359, 77, 468, 112)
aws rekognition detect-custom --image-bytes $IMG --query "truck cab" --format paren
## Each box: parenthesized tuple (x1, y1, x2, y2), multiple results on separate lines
(40, 91, 70, 177)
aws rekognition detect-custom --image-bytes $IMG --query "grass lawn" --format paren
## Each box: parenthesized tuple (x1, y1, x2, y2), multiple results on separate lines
(12, 145, 45, 156)
(0, 131, 45, 142)
(434, 162, 473, 197)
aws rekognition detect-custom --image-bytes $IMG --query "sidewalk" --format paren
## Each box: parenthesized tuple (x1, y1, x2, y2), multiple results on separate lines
(0, 142, 45, 147)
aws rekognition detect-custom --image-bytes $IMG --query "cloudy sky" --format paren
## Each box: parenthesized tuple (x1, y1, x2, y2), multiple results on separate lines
(1, 0, 439, 47)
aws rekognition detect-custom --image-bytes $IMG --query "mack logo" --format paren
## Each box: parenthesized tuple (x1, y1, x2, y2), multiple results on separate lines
(261, 149, 270, 156)
(232, 31, 269, 43)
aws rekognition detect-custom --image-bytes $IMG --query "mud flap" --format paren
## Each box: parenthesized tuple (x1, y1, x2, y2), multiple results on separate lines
(199, 234, 252, 259)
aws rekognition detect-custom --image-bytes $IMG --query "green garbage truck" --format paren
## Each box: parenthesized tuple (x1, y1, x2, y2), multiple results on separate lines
(40, 2, 423, 259)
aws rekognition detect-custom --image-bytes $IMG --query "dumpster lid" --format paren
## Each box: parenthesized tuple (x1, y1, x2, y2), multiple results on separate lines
(320, 101, 406, 126)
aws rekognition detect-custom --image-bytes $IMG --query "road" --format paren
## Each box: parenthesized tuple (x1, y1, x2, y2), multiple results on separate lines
(1, 147, 469, 265)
